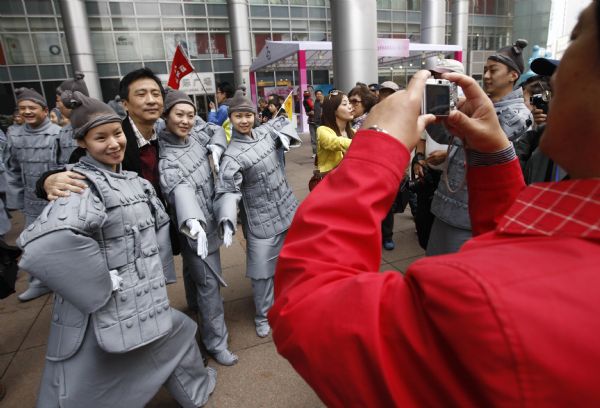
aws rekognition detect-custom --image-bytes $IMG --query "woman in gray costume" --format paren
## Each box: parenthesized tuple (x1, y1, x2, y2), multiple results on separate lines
(214, 90, 301, 338)
(158, 88, 238, 366)
(17, 91, 216, 408)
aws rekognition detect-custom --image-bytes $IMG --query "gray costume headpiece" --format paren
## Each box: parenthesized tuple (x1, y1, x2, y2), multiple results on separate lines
(164, 88, 195, 113)
(15, 87, 47, 108)
(488, 39, 528, 75)
(228, 90, 255, 115)
(56, 71, 89, 97)
(61, 91, 121, 139)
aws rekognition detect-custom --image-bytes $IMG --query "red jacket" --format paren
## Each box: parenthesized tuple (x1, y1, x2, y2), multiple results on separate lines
(270, 130, 600, 407)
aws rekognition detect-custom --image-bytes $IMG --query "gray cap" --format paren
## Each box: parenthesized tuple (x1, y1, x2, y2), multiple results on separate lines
(57, 71, 89, 97)
(430, 59, 465, 75)
(61, 91, 121, 139)
(15, 87, 47, 108)
(379, 81, 400, 92)
(164, 88, 195, 113)
(228, 90, 255, 115)
(488, 39, 528, 74)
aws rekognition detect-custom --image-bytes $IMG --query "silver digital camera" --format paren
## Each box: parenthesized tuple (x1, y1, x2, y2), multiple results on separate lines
(421, 79, 459, 117)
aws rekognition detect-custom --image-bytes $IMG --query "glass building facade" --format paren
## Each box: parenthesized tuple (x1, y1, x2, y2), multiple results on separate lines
(0, 0, 514, 114)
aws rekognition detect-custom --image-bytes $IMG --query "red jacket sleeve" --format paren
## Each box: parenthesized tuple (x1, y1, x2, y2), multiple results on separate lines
(467, 158, 525, 236)
(269, 131, 525, 406)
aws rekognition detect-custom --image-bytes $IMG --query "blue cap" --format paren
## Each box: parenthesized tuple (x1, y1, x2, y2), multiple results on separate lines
(530, 58, 560, 76)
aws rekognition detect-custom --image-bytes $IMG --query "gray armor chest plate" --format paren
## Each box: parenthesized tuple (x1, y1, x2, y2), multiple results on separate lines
(159, 137, 217, 233)
(74, 163, 173, 353)
(57, 124, 77, 165)
(226, 129, 298, 238)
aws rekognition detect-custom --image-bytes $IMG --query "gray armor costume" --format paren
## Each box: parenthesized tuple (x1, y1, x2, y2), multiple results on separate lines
(426, 89, 532, 255)
(0, 129, 9, 236)
(57, 123, 77, 165)
(18, 155, 215, 408)
(158, 121, 230, 357)
(215, 116, 300, 334)
(5, 117, 61, 225)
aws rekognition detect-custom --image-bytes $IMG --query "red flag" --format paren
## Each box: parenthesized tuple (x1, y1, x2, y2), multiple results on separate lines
(167, 44, 194, 89)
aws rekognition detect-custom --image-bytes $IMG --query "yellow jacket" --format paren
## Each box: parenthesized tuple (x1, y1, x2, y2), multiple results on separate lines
(316, 126, 353, 172)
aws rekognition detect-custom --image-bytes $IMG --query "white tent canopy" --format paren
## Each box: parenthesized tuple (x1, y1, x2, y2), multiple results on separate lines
(250, 40, 462, 72)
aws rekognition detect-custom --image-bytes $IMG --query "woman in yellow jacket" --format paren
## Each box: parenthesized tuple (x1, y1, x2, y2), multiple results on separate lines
(316, 91, 355, 173)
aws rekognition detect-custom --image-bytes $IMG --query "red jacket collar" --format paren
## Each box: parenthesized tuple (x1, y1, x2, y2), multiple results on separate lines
(497, 179, 600, 239)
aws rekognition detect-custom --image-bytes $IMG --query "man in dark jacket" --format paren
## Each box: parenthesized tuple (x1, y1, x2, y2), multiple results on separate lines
(37, 68, 165, 200)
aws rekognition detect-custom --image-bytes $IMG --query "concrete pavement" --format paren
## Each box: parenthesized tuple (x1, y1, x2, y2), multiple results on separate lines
(0, 131, 424, 407)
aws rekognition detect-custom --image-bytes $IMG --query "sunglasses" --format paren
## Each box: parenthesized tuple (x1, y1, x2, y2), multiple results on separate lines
(349, 98, 362, 105)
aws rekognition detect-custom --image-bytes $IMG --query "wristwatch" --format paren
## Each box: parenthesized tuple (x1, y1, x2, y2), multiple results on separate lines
(367, 125, 391, 136)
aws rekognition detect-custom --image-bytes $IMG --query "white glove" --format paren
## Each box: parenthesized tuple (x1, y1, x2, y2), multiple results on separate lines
(279, 134, 291, 151)
(207, 144, 223, 173)
(185, 219, 208, 259)
(223, 222, 233, 248)
(109, 269, 122, 291)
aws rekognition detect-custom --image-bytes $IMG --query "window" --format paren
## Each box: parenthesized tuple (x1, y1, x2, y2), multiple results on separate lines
(140, 33, 165, 60)
(135, 3, 159, 16)
(28, 18, 57, 31)
(160, 3, 182, 16)
(0, 0, 25, 15)
(39, 65, 66, 80)
(115, 33, 140, 61)
(10, 66, 39, 81)
(2, 34, 36, 64)
(25, 0, 54, 15)
(91, 32, 117, 62)
(109, 2, 134, 16)
(32, 33, 66, 64)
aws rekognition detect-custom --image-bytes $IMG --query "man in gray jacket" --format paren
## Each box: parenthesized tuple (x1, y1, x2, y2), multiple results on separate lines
(426, 43, 532, 256)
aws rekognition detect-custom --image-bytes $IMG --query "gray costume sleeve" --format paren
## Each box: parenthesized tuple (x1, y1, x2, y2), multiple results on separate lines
(265, 116, 302, 150)
(213, 157, 242, 234)
(4, 136, 24, 210)
(17, 189, 112, 314)
(160, 166, 207, 234)
(141, 178, 176, 284)
(206, 122, 228, 152)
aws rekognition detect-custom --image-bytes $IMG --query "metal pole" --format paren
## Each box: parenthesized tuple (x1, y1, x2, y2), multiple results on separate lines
(421, 0, 447, 69)
(227, 0, 252, 89)
(59, 0, 102, 99)
(331, 0, 378, 93)
(451, 0, 469, 69)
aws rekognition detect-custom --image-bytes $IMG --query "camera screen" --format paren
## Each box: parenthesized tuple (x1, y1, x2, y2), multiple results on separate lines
(425, 84, 450, 116)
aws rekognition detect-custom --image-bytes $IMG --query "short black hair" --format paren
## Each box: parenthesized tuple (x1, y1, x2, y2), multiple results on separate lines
(119, 67, 165, 101)
(217, 81, 235, 99)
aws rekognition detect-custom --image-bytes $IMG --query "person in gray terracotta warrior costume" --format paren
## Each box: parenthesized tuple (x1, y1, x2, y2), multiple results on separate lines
(17, 91, 216, 408)
(5, 87, 61, 301)
(214, 90, 301, 338)
(157, 88, 238, 366)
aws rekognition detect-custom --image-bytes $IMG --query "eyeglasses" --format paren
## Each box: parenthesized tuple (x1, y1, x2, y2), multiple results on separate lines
(349, 98, 362, 105)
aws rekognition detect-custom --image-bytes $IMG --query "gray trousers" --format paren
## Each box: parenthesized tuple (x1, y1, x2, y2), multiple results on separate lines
(36, 309, 215, 408)
(426, 217, 472, 256)
(251, 277, 274, 328)
(181, 242, 229, 354)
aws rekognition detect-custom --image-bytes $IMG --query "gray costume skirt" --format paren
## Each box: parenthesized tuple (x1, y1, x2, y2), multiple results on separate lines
(245, 230, 287, 280)
(36, 309, 215, 408)
(426, 217, 472, 256)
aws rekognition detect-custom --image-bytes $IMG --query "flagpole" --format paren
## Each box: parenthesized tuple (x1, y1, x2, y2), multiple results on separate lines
(178, 42, 212, 114)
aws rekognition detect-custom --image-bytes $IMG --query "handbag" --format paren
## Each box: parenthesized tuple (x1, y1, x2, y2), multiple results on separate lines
(308, 153, 329, 191)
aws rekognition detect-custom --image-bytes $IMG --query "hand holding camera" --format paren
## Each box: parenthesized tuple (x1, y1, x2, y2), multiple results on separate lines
(362, 70, 436, 151)
(440, 72, 511, 154)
